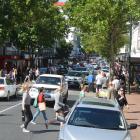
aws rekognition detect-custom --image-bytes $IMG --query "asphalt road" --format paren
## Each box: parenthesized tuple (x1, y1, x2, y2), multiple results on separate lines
(0, 89, 79, 140)
(0, 89, 139, 140)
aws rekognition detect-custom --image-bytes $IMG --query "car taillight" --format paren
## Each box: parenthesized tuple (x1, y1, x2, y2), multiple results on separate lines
(0, 87, 4, 90)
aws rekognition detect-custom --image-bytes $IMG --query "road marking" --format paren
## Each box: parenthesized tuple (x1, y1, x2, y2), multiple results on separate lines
(0, 102, 21, 114)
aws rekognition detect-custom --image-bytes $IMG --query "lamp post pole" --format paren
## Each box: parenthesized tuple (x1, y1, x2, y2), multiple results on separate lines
(128, 15, 132, 94)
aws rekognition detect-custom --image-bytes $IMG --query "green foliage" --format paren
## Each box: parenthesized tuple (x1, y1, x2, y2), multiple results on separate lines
(65, 0, 140, 62)
(0, 0, 67, 52)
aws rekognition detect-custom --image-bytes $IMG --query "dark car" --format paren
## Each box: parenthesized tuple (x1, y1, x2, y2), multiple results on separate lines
(57, 67, 68, 75)
(39, 67, 48, 74)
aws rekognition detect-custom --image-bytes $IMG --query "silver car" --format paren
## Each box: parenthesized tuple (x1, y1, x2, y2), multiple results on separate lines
(58, 97, 137, 140)
(65, 70, 88, 88)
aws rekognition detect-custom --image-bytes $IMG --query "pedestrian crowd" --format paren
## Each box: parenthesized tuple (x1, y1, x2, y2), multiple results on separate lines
(80, 69, 129, 111)
(20, 82, 67, 133)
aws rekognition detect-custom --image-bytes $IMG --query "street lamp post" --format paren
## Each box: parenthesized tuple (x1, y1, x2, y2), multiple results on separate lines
(128, 15, 132, 94)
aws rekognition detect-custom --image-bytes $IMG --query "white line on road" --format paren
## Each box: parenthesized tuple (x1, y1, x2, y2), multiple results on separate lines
(0, 102, 21, 114)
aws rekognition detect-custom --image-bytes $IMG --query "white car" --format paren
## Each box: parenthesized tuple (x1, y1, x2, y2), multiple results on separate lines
(29, 74, 68, 103)
(0, 77, 17, 101)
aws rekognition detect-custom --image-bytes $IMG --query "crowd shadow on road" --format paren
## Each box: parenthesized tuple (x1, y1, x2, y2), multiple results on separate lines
(0, 95, 22, 102)
(126, 118, 139, 121)
(0, 114, 12, 117)
(31, 129, 59, 134)
(128, 104, 136, 106)
(68, 87, 81, 91)
(126, 111, 140, 113)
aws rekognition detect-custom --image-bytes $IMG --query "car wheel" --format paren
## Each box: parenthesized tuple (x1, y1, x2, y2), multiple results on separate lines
(7, 92, 10, 101)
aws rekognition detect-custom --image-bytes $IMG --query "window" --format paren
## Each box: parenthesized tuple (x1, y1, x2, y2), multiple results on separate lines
(68, 107, 125, 130)
(6, 78, 14, 85)
(36, 76, 61, 85)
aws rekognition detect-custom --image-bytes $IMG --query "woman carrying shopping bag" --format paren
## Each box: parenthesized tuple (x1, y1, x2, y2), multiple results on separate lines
(31, 87, 48, 129)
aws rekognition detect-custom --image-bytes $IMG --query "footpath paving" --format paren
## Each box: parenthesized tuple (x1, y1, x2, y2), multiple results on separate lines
(124, 92, 140, 140)
(85, 91, 140, 140)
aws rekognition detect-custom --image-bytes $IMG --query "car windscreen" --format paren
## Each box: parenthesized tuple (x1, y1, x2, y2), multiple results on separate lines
(36, 76, 61, 85)
(0, 79, 4, 84)
(68, 72, 82, 77)
(75, 67, 87, 71)
(68, 107, 126, 130)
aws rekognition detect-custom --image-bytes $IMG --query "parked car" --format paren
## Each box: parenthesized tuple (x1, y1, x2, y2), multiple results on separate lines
(29, 74, 68, 103)
(58, 97, 137, 140)
(0, 77, 17, 101)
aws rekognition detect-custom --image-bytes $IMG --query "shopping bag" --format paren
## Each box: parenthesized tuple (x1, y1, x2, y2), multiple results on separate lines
(33, 98, 38, 108)
(38, 102, 46, 111)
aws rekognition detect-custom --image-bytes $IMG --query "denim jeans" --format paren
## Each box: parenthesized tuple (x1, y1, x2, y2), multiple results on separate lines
(32, 107, 48, 123)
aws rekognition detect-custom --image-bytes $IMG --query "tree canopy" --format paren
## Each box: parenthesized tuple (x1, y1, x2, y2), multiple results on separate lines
(0, 0, 68, 52)
(64, 0, 140, 61)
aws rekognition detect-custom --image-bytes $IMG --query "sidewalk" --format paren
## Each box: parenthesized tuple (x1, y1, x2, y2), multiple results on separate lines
(124, 92, 140, 140)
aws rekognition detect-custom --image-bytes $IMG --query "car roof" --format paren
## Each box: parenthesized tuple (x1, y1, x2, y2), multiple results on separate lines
(77, 97, 120, 111)
(68, 70, 88, 73)
(40, 74, 63, 78)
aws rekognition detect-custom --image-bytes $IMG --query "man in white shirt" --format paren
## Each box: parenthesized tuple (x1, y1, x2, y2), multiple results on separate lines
(95, 71, 103, 94)
(112, 76, 120, 98)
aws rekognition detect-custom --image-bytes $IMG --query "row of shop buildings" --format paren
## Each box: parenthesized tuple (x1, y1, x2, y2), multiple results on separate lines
(119, 23, 140, 85)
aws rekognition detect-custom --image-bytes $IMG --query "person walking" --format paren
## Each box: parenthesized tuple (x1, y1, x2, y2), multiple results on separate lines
(46, 87, 66, 127)
(87, 72, 94, 92)
(116, 88, 129, 110)
(30, 87, 48, 129)
(20, 83, 33, 133)
(95, 71, 103, 95)
(112, 76, 121, 98)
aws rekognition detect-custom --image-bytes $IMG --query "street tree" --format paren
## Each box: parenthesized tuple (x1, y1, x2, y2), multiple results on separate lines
(64, 0, 140, 62)
(0, 0, 68, 53)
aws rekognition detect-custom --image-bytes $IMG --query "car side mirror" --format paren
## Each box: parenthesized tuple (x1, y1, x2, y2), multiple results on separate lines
(127, 123, 137, 130)
(57, 116, 66, 123)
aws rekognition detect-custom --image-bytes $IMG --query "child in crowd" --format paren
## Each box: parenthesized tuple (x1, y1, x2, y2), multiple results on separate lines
(79, 85, 87, 99)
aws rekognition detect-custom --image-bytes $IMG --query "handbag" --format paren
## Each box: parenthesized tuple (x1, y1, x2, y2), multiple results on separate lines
(38, 102, 46, 111)
(33, 98, 38, 108)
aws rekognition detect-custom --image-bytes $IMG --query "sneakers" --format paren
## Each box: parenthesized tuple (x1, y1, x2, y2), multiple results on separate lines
(23, 128, 30, 133)
(20, 124, 24, 128)
(30, 121, 36, 125)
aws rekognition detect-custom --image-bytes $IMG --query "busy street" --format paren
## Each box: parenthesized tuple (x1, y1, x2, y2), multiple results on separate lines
(0, 0, 140, 140)
(0, 89, 140, 140)
(0, 89, 79, 140)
